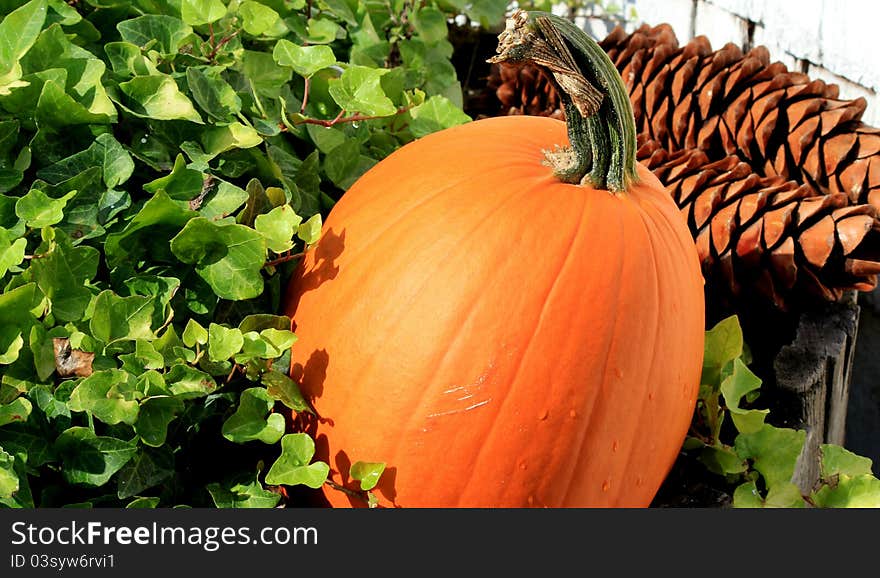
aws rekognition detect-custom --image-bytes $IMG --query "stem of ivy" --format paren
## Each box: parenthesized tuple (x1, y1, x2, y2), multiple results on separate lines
(264, 251, 305, 268)
(290, 105, 414, 128)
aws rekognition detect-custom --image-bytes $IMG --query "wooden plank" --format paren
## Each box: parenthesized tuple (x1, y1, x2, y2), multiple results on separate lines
(772, 291, 859, 493)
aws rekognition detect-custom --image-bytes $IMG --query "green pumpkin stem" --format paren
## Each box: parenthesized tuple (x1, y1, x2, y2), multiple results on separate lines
(489, 10, 639, 192)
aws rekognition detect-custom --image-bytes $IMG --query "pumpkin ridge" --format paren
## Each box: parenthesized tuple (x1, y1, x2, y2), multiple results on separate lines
(556, 202, 627, 505)
(608, 199, 666, 505)
(321, 179, 549, 496)
(324, 160, 538, 273)
(456, 185, 590, 506)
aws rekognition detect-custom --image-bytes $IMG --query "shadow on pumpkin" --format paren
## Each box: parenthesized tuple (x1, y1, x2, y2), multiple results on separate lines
(284, 227, 345, 317)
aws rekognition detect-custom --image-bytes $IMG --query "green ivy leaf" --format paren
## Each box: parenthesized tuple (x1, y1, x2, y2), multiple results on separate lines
(735, 425, 806, 490)
(207, 472, 281, 508)
(255, 204, 303, 253)
(0, 228, 26, 278)
(207, 323, 244, 361)
(68, 369, 142, 425)
(412, 6, 448, 44)
(328, 65, 396, 116)
(180, 0, 227, 26)
(182, 318, 208, 347)
(165, 363, 216, 399)
(55, 427, 138, 487)
(0, 396, 32, 427)
(221, 387, 285, 444)
(263, 369, 309, 413)
(116, 15, 194, 56)
(719, 359, 768, 434)
(0, 448, 19, 499)
(89, 290, 156, 345)
(273, 40, 336, 78)
(812, 474, 880, 508)
(820, 445, 875, 479)
(135, 396, 185, 447)
(186, 66, 242, 122)
(350, 461, 385, 491)
(297, 213, 322, 245)
(409, 95, 471, 138)
(116, 75, 204, 124)
(170, 217, 267, 301)
(0, 0, 48, 79)
(126, 496, 161, 508)
(143, 154, 205, 201)
(238, 1, 288, 37)
(264, 433, 329, 488)
(116, 447, 174, 499)
(701, 315, 743, 389)
(29, 228, 99, 322)
(15, 188, 76, 228)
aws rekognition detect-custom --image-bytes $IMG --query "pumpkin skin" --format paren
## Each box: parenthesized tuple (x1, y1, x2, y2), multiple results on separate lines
(284, 114, 704, 507)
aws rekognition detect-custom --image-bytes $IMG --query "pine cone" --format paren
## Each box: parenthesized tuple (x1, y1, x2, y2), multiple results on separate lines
(600, 23, 880, 210)
(477, 22, 880, 309)
(637, 139, 880, 309)
(485, 58, 564, 119)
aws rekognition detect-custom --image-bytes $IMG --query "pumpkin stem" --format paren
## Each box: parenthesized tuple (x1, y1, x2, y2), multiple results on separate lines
(488, 9, 639, 192)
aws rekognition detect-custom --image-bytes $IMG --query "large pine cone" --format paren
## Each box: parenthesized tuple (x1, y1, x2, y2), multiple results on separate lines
(481, 22, 880, 310)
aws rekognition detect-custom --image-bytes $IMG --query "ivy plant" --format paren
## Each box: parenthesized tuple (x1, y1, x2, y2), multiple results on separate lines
(0, 0, 477, 508)
(685, 315, 880, 508)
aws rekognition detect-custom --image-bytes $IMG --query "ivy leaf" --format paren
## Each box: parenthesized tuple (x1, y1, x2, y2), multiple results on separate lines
(221, 387, 285, 444)
(255, 204, 303, 253)
(116, 75, 204, 124)
(297, 213, 322, 245)
(104, 190, 197, 268)
(143, 154, 205, 201)
(180, 0, 227, 26)
(15, 188, 76, 228)
(409, 95, 471, 138)
(170, 217, 267, 301)
(126, 497, 161, 508)
(89, 290, 156, 345)
(0, 0, 48, 78)
(135, 396, 185, 447)
(238, 1, 287, 37)
(116, 447, 174, 499)
(412, 6, 448, 44)
(811, 475, 880, 508)
(207, 323, 244, 361)
(719, 359, 768, 434)
(182, 319, 208, 347)
(350, 461, 385, 491)
(328, 65, 396, 117)
(207, 472, 281, 508)
(264, 433, 329, 488)
(68, 369, 142, 425)
(735, 425, 806, 490)
(116, 15, 194, 56)
(186, 66, 242, 122)
(0, 448, 18, 499)
(55, 427, 138, 487)
(273, 40, 336, 78)
(263, 370, 310, 413)
(165, 364, 216, 399)
(820, 444, 874, 479)
(701, 315, 743, 389)
(0, 396, 32, 427)
(29, 228, 99, 322)
(0, 228, 26, 278)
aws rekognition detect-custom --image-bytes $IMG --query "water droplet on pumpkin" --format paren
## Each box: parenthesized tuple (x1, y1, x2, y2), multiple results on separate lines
(519, 461, 528, 471)
(612, 440, 619, 453)
(614, 367, 623, 378)
(537, 409, 549, 421)
(527, 495, 535, 506)
(569, 409, 577, 419)
(647, 391, 655, 401)
(602, 479, 611, 492)
(635, 476, 644, 487)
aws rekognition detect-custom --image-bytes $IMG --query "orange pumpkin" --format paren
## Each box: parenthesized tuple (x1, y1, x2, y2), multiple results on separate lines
(283, 11, 705, 507)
